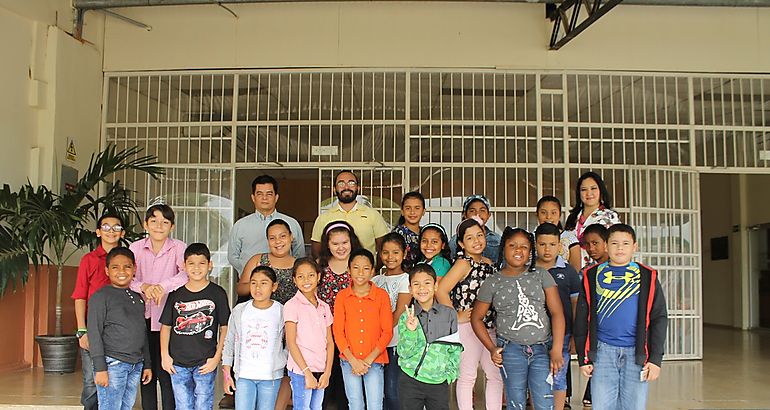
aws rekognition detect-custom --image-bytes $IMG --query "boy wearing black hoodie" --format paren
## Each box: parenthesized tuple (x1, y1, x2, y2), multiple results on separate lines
(574, 224, 667, 410)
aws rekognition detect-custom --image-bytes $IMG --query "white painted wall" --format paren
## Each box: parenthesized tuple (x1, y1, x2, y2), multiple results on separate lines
(100, 2, 770, 72)
(0, 1, 104, 191)
(0, 6, 43, 188)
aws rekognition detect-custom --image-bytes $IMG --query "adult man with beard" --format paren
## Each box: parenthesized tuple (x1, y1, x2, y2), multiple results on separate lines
(310, 170, 390, 259)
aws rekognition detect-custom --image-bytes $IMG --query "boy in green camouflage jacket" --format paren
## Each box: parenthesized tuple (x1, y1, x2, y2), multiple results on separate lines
(397, 264, 463, 410)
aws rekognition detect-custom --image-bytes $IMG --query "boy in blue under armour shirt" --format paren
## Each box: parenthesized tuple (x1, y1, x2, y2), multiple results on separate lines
(574, 224, 667, 410)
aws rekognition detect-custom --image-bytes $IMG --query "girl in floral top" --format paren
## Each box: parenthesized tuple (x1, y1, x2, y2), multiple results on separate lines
(317, 221, 362, 313)
(436, 217, 503, 410)
(238, 219, 297, 304)
(392, 191, 425, 270)
(564, 172, 621, 269)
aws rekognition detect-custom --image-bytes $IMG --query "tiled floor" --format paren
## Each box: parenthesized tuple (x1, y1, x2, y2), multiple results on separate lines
(0, 326, 768, 409)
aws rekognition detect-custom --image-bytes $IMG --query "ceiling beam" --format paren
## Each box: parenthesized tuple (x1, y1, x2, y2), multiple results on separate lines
(549, 0, 623, 50)
(73, 0, 770, 10)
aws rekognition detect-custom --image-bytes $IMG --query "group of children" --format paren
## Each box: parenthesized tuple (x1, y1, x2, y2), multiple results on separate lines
(75, 182, 667, 410)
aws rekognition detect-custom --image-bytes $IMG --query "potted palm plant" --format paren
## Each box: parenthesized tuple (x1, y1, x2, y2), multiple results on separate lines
(0, 145, 163, 372)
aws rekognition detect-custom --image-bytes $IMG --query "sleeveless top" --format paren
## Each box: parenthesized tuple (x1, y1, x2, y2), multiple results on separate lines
(450, 252, 496, 328)
(259, 253, 297, 305)
(317, 265, 350, 314)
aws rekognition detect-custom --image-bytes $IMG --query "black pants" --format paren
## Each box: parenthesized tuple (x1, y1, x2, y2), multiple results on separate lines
(398, 370, 449, 410)
(322, 347, 349, 409)
(142, 324, 175, 410)
(583, 378, 592, 402)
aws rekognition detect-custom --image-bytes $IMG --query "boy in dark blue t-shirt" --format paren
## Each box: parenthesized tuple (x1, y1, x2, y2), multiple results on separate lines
(574, 224, 668, 410)
(535, 223, 580, 410)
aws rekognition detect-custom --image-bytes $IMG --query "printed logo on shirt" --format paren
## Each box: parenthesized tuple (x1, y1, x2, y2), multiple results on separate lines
(595, 264, 641, 323)
(244, 322, 271, 359)
(511, 281, 545, 331)
(174, 299, 215, 335)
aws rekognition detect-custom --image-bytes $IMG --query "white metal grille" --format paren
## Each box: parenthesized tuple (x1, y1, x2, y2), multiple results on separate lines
(103, 69, 770, 360)
(109, 166, 235, 301)
(628, 169, 701, 359)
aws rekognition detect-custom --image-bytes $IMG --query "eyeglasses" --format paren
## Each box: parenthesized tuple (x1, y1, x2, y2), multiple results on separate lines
(336, 180, 358, 189)
(100, 224, 124, 233)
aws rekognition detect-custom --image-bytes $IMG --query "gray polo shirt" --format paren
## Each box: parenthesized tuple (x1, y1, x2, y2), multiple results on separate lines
(227, 210, 305, 276)
(414, 302, 458, 343)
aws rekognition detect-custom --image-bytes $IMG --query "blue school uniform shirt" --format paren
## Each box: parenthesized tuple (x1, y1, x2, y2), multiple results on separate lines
(547, 256, 581, 335)
(595, 262, 641, 348)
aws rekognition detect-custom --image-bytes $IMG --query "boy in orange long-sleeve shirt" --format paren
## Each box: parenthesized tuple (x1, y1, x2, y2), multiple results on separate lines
(333, 248, 393, 410)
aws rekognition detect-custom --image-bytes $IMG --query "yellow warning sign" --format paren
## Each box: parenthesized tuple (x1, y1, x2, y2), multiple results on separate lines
(65, 139, 77, 162)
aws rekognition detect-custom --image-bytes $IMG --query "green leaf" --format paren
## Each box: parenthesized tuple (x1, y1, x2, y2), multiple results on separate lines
(0, 144, 162, 334)
(0, 225, 31, 295)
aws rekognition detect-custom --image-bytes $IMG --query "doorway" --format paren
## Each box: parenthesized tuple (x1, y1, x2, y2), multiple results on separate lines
(748, 224, 770, 329)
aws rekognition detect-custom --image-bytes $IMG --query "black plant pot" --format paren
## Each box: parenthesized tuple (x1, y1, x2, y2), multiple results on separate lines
(35, 335, 79, 373)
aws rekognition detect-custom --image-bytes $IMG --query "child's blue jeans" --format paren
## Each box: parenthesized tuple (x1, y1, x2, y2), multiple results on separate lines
(235, 377, 280, 410)
(340, 359, 384, 410)
(497, 337, 554, 410)
(288, 370, 325, 410)
(95, 356, 143, 410)
(170, 364, 217, 410)
(552, 334, 571, 392)
(591, 341, 648, 410)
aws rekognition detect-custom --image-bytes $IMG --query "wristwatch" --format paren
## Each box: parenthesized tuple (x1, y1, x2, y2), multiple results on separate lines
(76, 330, 87, 339)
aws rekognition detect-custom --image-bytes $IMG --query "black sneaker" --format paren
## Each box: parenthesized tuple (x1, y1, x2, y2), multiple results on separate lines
(219, 394, 235, 409)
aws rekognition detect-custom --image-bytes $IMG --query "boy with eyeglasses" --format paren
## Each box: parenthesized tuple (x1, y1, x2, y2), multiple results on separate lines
(72, 213, 127, 410)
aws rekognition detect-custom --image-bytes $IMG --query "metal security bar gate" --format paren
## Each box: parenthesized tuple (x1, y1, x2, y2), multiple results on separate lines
(103, 69, 770, 360)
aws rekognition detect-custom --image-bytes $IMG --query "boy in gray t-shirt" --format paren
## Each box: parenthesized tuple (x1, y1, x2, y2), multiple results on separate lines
(476, 267, 556, 345)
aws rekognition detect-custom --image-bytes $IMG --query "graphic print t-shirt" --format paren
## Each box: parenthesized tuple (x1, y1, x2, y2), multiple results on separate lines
(476, 267, 556, 345)
(238, 301, 286, 380)
(595, 262, 640, 347)
(159, 283, 231, 367)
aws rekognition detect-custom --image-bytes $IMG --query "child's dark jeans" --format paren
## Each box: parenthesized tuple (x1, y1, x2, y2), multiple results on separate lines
(80, 348, 98, 410)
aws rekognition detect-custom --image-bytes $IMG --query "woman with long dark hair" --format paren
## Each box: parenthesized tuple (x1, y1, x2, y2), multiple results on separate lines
(564, 172, 621, 270)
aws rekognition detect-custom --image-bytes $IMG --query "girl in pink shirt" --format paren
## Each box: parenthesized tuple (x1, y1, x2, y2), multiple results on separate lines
(284, 258, 334, 410)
